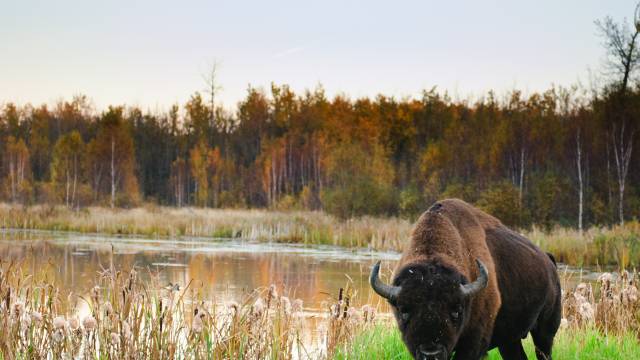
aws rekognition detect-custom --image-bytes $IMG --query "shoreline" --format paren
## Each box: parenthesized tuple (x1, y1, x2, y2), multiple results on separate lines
(1, 204, 638, 268)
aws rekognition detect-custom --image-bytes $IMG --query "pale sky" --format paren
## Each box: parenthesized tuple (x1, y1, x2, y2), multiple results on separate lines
(0, 0, 636, 112)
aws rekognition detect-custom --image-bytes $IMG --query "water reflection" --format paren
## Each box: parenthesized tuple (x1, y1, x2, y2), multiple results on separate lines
(0, 230, 605, 310)
(0, 230, 399, 311)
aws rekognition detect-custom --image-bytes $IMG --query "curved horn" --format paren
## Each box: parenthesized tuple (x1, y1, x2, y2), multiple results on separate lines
(369, 261, 401, 301)
(460, 259, 489, 297)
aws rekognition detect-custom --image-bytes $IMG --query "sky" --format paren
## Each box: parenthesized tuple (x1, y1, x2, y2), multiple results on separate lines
(0, 0, 637, 112)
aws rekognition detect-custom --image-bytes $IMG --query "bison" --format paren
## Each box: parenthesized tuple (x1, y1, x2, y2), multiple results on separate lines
(370, 199, 561, 360)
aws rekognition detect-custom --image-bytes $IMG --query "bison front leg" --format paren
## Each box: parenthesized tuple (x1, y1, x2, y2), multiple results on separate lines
(452, 333, 491, 360)
(497, 341, 528, 360)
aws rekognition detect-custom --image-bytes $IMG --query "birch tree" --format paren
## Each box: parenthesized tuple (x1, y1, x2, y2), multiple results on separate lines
(51, 131, 84, 208)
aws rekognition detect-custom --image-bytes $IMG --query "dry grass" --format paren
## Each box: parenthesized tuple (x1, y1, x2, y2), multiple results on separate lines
(562, 269, 640, 335)
(529, 222, 640, 267)
(0, 204, 411, 252)
(0, 258, 381, 360)
(1, 203, 639, 266)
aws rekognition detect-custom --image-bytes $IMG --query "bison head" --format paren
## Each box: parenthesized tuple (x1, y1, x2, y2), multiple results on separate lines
(369, 259, 488, 360)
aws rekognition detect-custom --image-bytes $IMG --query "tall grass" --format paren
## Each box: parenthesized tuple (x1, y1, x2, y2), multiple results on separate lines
(0, 259, 311, 359)
(0, 256, 384, 359)
(1, 203, 639, 266)
(529, 222, 640, 267)
(2, 257, 640, 359)
(0, 204, 411, 252)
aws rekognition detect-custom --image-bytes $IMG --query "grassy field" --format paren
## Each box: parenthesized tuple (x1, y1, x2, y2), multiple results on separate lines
(1, 204, 639, 267)
(333, 325, 640, 360)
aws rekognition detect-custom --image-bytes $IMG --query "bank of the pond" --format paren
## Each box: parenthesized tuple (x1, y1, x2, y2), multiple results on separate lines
(1, 204, 639, 267)
(333, 325, 640, 360)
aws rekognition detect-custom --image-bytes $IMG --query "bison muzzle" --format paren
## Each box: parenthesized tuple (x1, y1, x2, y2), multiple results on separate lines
(370, 199, 561, 360)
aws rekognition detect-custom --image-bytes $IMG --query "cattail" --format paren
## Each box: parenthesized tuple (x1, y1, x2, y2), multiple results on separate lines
(599, 273, 614, 299)
(252, 298, 266, 317)
(192, 313, 204, 333)
(330, 304, 339, 318)
(30, 311, 43, 323)
(292, 299, 303, 314)
(68, 317, 80, 331)
(346, 307, 358, 319)
(268, 284, 278, 301)
(82, 316, 97, 331)
(361, 305, 376, 322)
(227, 301, 239, 316)
(122, 321, 132, 339)
(621, 284, 638, 305)
(110, 332, 119, 345)
(53, 329, 65, 343)
(280, 296, 291, 315)
(575, 283, 589, 298)
(103, 302, 113, 316)
(53, 316, 67, 330)
(578, 301, 594, 323)
(12, 301, 24, 318)
(21, 316, 31, 331)
(91, 286, 100, 300)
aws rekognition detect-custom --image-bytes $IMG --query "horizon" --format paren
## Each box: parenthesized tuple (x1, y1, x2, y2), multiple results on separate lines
(1, 0, 636, 112)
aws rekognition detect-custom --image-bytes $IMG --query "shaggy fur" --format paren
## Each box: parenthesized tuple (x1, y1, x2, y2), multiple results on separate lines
(388, 199, 561, 360)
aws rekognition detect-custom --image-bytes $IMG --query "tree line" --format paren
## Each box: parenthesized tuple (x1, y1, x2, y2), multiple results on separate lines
(0, 10, 638, 229)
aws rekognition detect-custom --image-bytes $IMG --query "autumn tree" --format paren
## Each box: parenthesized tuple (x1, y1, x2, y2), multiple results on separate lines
(596, 4, 640, 225)
(321, 142, 395, 218)
(170, 157, 187, 207)
(208, 147, 222, 207)
(87, 107, 139, 207)
(2, 136, 31, 203)
(51, 131, 84, 207)
(190, 140, 210, 207)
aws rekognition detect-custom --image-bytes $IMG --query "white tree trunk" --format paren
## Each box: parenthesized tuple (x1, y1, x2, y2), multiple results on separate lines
(72, 155, 78, 209)
(65, 167, 70, 208)
(111, 138, 116, 208)
(576, 130, 584, 236)
(518, 147, 526, 206)
(612, 123, 634, 226)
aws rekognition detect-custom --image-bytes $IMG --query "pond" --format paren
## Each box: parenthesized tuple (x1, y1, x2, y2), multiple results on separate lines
(0, 230, 606, 307)
(0, 229, 606, 355)
(0, 229, 399, 312)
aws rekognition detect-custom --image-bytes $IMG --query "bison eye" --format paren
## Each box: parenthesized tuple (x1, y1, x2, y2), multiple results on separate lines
(401, 312, 410, 322)
(396, 306, 410, 323)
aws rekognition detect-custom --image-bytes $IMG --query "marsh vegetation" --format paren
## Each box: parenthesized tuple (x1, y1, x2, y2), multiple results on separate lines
(2, 204, 639, 267)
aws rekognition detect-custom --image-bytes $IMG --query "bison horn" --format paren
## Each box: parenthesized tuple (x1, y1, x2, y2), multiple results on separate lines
(369, 261, 401, 301)
(460, 259, 489, 297)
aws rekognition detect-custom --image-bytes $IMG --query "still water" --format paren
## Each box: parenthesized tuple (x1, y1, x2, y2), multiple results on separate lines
(0, 230, 401, 312)
(0, 230, 604, 307)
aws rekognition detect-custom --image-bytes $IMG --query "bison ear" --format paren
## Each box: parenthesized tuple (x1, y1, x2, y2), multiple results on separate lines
(459, 259, 488, 297)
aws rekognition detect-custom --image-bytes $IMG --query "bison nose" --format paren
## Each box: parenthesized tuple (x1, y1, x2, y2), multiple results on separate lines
(417, 345, 446, 360)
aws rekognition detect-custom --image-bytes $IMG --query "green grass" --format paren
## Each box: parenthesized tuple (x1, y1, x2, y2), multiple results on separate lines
(333, 325, 640, 359)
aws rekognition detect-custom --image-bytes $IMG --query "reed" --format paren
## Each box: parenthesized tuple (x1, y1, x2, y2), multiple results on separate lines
(2, 258, 640, 359)
(0, 260, 310, 359)
(1, 203, 639, 266)
(0, 204, 412, 252)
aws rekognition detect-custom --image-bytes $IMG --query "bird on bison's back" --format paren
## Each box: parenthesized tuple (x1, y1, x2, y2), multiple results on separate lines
(370, 199, 561, 360)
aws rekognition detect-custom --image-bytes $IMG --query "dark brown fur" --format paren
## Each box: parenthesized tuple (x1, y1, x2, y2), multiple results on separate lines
(389, 199, 561, 360)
